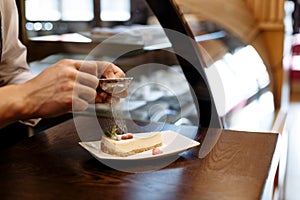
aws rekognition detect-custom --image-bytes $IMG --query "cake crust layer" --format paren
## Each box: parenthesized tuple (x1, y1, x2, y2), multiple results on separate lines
(101, 132, 163, 157)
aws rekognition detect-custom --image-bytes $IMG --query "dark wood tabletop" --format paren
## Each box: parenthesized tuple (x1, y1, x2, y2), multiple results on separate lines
(0, 115, 280, 200)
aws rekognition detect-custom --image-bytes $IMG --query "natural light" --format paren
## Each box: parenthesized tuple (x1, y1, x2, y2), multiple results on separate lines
(25, 0, 94, 21)
(100, 0, 131, 21)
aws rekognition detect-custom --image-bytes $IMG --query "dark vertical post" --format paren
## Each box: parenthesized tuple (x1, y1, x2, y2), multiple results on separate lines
(145, 0, 221, 128)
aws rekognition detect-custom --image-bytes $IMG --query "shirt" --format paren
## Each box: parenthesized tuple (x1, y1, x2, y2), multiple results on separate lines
(0, 0, 33, 86)
(0, 1, 39, 126)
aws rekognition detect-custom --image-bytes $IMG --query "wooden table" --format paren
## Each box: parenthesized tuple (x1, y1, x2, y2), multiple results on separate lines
(0, 115, 280, 200)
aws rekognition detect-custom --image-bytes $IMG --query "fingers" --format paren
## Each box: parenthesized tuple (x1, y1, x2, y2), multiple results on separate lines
(61, 60, 127, 107)
(72, 96, 90, 112)
(61, 59, 125, 79)
(76, 71, 99, 89)
(73, 61, 99, 89)
(95, 92, 111, 103)
(24, 59, 127, 119)
(76, 61, 98, 77)
(74, 84, 97, 103)
(95, 92, 121, 104)
(97, 61, 125, 78)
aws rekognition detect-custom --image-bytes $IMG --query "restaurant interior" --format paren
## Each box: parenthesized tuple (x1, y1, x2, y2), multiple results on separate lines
(1, 0, 300, 199)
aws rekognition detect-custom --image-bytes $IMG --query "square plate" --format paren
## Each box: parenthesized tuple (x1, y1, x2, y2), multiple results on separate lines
(79, 130, 200, 161)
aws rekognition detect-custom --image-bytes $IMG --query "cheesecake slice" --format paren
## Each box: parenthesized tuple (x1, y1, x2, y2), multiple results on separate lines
(101, 132, 163, 157)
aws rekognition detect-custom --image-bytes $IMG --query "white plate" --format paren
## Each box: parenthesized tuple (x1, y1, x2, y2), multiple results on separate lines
(79, 130, 200, 161)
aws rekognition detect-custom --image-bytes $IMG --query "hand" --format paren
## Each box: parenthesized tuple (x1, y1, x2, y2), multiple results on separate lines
(96, 61, 125, 79)
(94, 61, 128, 104)
(19, 59, 125, 118)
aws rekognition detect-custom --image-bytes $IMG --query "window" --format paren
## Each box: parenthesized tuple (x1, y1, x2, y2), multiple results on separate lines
(25, 0, 94, 21)
(24, 0, 133, 36)
(100, 0, 130, 21)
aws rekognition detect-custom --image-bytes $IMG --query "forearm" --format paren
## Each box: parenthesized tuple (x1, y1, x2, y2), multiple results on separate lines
(0, 59, 127, 128)
(0, 84, 28, 128)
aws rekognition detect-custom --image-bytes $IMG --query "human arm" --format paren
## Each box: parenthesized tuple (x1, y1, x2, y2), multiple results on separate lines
(0, 0, 126, 128)
(0, 59, 126, 128)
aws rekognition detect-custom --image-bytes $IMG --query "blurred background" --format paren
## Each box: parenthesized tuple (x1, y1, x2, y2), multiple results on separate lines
(13, 1, 300, 198)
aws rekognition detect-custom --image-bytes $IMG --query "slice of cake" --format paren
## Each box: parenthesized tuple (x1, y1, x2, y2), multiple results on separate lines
(101, 132, 163, 157)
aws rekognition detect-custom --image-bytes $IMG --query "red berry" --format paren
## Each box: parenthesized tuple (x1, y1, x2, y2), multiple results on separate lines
(152, 147, 163, 155)
(121, 134, 133, 140)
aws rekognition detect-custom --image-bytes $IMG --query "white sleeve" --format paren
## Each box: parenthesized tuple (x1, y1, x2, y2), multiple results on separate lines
(0, 0, 34, 86)
(1, 1, 40, 126)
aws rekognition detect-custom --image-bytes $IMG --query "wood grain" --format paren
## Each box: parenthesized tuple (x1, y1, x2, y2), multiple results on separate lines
(0, 116, 279, 200)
